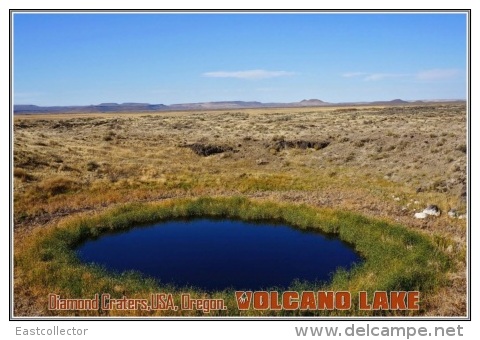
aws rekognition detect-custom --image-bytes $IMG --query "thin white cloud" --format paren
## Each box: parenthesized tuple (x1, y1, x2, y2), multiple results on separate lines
(341, 72, 367, 78)
(364, 73, 410, 81)
(341, 72, 409, 81)
(416, 69, 460, 81)
(203, 69, 295, 80)
(343, 69, 461, 82)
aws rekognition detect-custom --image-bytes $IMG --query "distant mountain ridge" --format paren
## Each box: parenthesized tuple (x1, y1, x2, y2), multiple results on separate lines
(13, 99, 465, 114)
(14, 103, 169, 114)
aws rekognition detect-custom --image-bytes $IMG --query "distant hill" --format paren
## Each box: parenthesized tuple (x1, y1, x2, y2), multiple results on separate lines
(169, 101, 265, 110)
(298, 99, 326, 106)
(170, 99, 329, 110)
(14, 103, 168, 114)
(13, 99, 465, 114)
(370, 99, 409, 105)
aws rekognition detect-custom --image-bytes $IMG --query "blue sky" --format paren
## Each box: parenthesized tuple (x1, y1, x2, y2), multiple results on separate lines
(13, 12, 467, 106)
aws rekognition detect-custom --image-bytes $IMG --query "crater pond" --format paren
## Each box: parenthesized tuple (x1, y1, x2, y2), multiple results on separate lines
(76, 219, 362, 291)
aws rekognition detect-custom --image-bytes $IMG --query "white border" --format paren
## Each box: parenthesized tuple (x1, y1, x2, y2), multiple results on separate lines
(3, 1, 476, 338)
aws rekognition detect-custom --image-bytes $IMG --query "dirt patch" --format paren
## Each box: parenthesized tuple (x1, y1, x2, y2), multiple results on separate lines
(268, 138, 331, 152)
(183, 143, 234, 156)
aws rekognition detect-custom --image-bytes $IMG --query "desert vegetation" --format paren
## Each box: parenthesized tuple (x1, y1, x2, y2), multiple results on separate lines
(13, 103, 467, 316)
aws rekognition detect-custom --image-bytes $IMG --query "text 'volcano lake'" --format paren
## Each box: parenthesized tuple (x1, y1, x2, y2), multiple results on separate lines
(76, 219, 362, 291)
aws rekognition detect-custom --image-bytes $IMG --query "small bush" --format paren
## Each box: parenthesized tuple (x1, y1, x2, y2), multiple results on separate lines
(103, 131, 116, 141)
(345, 153, 355, 162)
(13, 167, 35, 182)
(456, 144, 467, 153)
(38, 176, 78, 196)
(86, 161, 100, 171)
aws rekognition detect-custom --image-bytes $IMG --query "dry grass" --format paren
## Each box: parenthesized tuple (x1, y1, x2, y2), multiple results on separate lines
(13, 103, 467, 316)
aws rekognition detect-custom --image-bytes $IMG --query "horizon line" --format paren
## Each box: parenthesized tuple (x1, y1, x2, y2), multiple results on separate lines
(13, 98, 467, 108)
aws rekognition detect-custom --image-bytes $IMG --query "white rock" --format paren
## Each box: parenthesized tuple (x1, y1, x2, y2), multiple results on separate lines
(414, 212, 428, 219)
(423, 205, 441, 217)
(447, 210, 457, 218)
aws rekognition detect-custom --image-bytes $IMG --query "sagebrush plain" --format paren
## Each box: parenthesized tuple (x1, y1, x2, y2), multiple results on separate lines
(13, 103, 467, 316)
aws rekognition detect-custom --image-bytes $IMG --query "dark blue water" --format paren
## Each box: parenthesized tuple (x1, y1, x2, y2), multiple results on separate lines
(76, 219, 361, 291)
